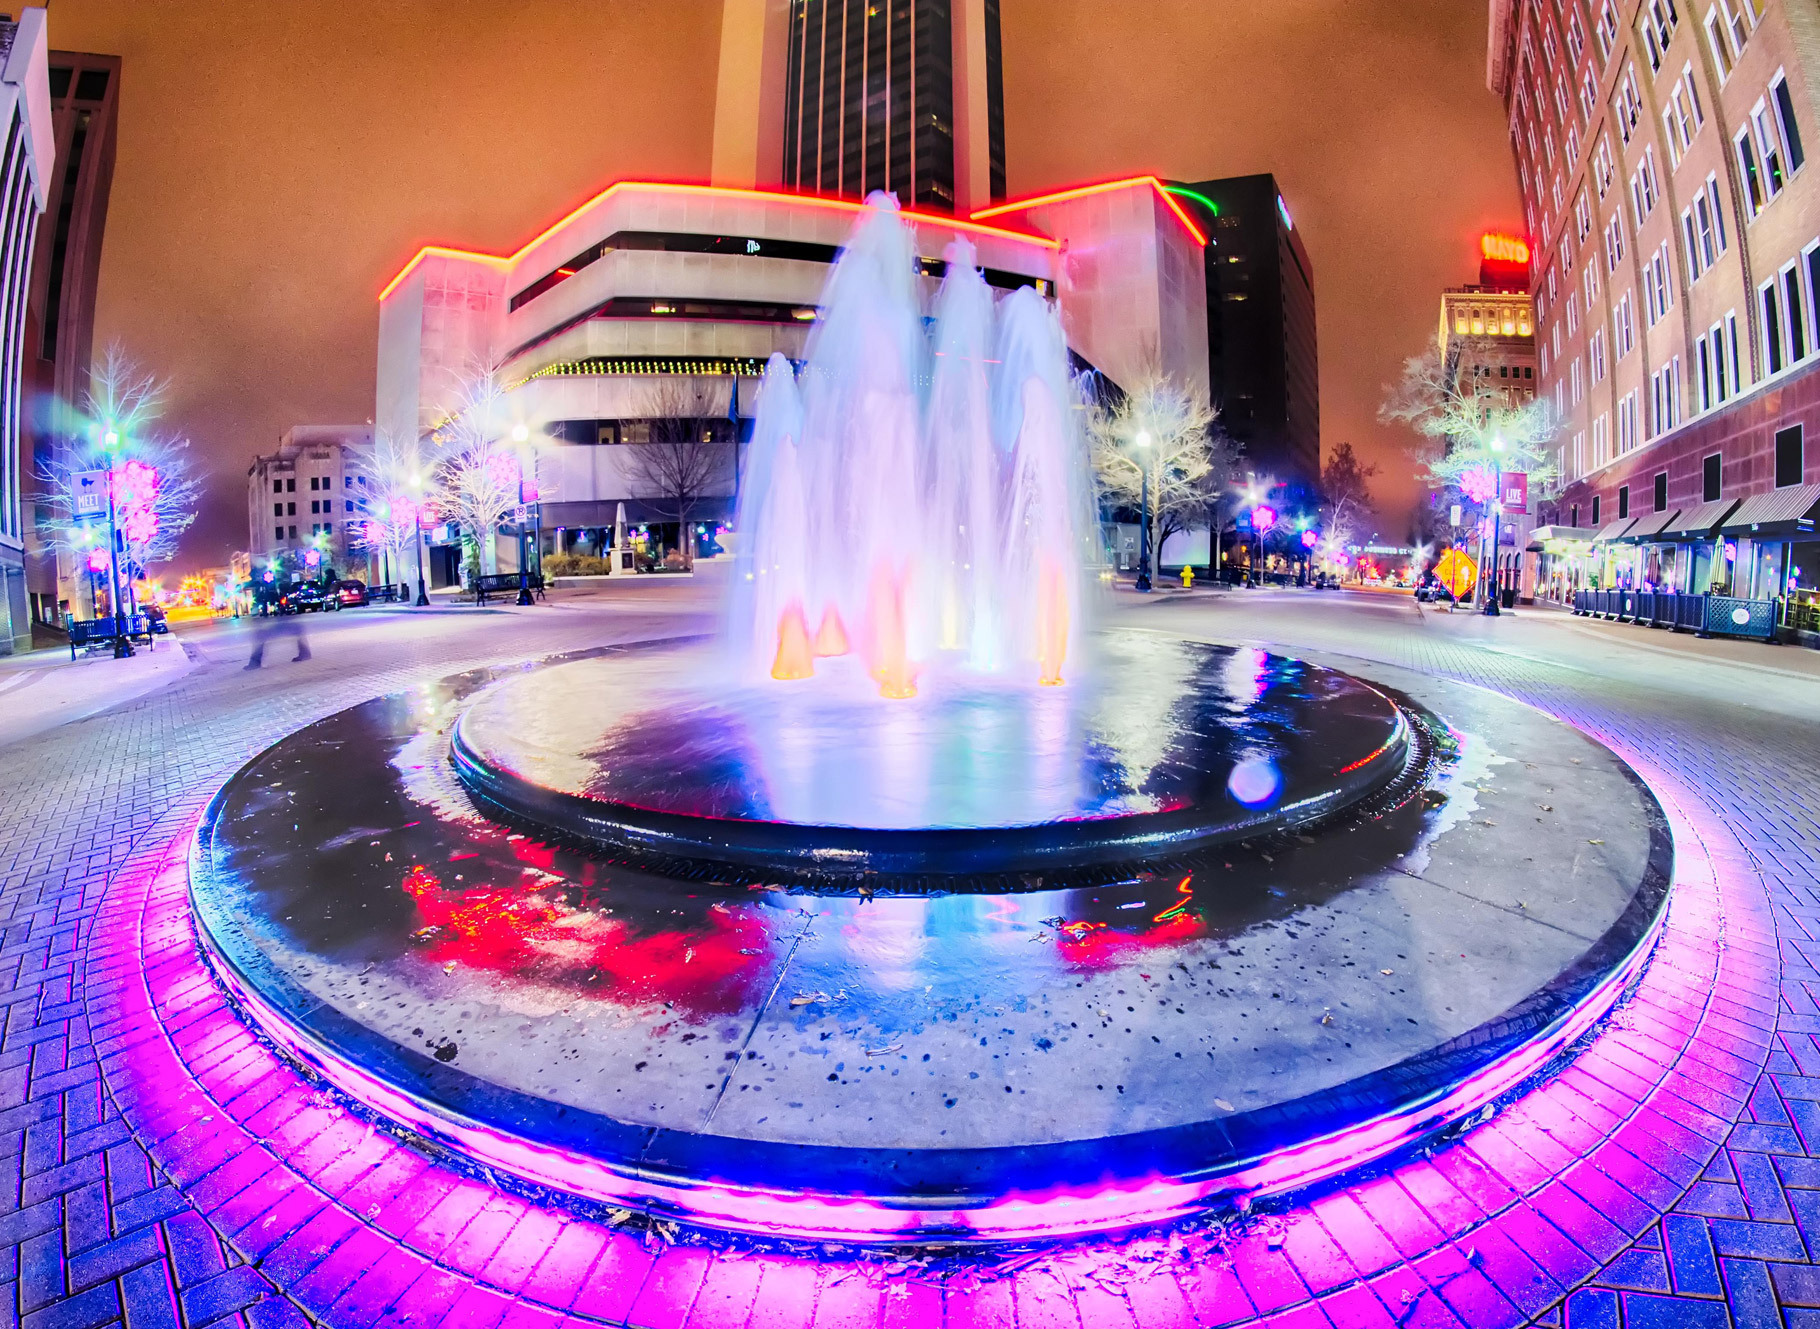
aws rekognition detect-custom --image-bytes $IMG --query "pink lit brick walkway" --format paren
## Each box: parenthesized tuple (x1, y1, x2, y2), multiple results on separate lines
(4, 593, 1816, 1327)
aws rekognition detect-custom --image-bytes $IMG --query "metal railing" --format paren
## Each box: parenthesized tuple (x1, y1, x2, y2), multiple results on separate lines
(1573, 589, 1780, 640)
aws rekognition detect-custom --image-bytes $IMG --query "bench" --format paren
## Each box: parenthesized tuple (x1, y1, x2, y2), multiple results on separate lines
(472, 572, 546, 606)
(67, 614, 156, 659)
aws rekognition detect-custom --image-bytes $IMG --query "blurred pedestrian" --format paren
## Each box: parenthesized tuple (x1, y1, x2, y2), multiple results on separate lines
(245, 612, 310, 668)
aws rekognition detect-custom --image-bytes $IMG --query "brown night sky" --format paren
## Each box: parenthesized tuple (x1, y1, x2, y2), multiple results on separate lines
(45, 0, 1518, 572)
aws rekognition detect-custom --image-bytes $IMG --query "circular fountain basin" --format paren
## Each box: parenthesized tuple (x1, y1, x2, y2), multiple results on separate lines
(450, 634, 1412, 884)
(188, 641, 1671, 1242)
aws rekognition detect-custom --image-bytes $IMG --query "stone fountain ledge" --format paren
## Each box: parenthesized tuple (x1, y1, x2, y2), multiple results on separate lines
(179, 638, 1669, 1237)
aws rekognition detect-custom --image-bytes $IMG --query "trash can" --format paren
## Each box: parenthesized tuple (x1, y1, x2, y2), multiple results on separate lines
(1501, 587, 1517, 609)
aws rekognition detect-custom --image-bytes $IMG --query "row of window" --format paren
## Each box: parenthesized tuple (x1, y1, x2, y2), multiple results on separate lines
(271, 521, 335, 544)
(268, 473, 370, 495)
(1569, 425, 1802, 532)
(272, 499, 357, 517)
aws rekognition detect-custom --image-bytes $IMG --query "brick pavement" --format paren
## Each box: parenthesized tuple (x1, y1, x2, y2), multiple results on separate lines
(3, 590, 1819, 1326)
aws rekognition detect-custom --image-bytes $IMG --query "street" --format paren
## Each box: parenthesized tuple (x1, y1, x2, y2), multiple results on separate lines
(3, 584, 1818, 1327)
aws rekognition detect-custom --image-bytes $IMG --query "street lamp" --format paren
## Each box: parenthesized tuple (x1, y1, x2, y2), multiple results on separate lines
(1133, 428, 1154, 592)
(1484, 435, 1506, 617)
(97, 423, 133, 657)
(409, 471, 430, 607)
(511, 423, 535, 606)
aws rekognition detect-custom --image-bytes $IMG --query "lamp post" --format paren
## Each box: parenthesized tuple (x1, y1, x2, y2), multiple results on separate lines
(99, 426, 134, 658)
(511, 423, 534, 606)
(1483, 435, 1506, 617)
(409, 472, 429, 606)
(1133, 428, 1153, 592)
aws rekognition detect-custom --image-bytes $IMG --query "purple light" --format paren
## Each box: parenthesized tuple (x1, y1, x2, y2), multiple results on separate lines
(1300, 529, 1319, 549)
(1227, 757, 1282, 806)
(1252, 505, 1278, 533)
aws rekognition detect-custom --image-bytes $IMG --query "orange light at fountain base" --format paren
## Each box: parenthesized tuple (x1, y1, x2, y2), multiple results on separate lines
(1036, 561, 1069, 687)
(866, 567, 918, 699)
(814, 607, 850, 657)
(771, 603, 815, 680)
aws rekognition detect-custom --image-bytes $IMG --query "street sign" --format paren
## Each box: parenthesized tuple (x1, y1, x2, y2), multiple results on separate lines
(72, 469, 108, 517)
(1501, 472, 1529, 514)
(1449, 504, 1463, 527)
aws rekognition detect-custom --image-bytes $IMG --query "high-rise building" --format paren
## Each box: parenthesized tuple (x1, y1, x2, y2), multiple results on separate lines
(712, 0, 1005, 214)
(0, 10, 55, 656)
(1489, 0, 1820, 607)
(20, 50, 119, 635)
(1166, 175, 1320, 496)
(246, 426, 375, 576)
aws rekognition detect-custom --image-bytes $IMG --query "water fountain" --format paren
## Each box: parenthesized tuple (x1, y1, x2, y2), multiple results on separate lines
(182, 196, 1673, 1244)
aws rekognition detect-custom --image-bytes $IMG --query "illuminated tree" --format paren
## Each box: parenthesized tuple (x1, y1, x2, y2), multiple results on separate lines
(1088, 368, 1228, 566)
(429, 364, 520, 577)
(1318, 442, 1379, 550)
(1379, 337, 1558, 503)
(349, 427, 425, 580)
(34, 346, 200, 584)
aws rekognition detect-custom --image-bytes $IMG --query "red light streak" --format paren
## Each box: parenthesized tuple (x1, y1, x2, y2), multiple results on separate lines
(970, 175, 1209, 247)
(377, 182, 1060, 301)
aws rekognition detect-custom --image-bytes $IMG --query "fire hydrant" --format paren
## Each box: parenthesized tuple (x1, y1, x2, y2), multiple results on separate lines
(1181, 565, 1194, 589)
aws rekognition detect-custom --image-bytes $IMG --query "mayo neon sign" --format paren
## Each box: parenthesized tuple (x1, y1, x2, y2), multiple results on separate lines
(1481, 232, 1531, 265)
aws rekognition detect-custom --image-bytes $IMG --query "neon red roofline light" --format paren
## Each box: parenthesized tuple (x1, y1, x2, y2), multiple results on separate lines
(969, 175, 1208, 247)
(377, 181, 1061, 302)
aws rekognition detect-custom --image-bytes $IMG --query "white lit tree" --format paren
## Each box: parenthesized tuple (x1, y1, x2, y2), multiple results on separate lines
(1379, 337, 1559, 503)
(349, 427, 425, 584)
(35, 346, 200, 591)
(429, 363, 520, 577)
(1088, 368, 1226, 570)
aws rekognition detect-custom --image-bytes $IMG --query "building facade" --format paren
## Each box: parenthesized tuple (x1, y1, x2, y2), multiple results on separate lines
(1489, 0, 1820, 613)
(374, 178, 1208, 583)
(0, 10, 53, 655)
(713, 0, 1004, 215)
(19, 49, 119, 636)
(1166, 175, 1320, 498)
(246, 426, 375, 576)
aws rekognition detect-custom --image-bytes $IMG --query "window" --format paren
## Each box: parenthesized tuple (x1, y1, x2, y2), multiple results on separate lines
(1616, 290, 1636, 356)
(1591, 327, 1609, 383)
(1592, 494, 1602, 526)
(1783, 262, 1808, 363)
(1573, 432, 1586, 477)
(1593, 412, 1610, 466)
(1654, 471, 1669, 511)
(1575, 191, 1593, 243)
(1568, 294, 1581, 335)
(289, 525, 298, 539)
(1594, 136, 1615, 198)
(272, 479, 282, 494)
(323, 521, 333, 536)
(1598, 0, 1620, 61)
(1773, 74, 1806, 176)
(1572, 356, 1585, 405)
(1719, 0, 1753, 59)
(1737, 127, 1766, 217)
(273, 503, 282, 517)
(1630, 148, 1661, 226)
(310, 500, 319, 514)
(1644, 242, 1674, 325)
(1704, 9, 1733, 80)
(286, 478, 296, 493)
(344, 476, 353, 488)
(1762, 279, 1785, 373)
(274, 526, 283, 543)
(1567, 7, 1587, 61)
(1605, 213, 1625, 273)
(1617, 66, 1643, 143)
(286, 502, 296, 516)
(344, 500, 354, 513)
(309, 476, 319, 491)
(1776, 424, 1805, 488)
(1703, 452, 1722, 501)
(1640, 0, 1678, 73)
(1650, 358, 1683, 435)
(1618, 391, 1639, 454)
(1618, 485, 1631, 519)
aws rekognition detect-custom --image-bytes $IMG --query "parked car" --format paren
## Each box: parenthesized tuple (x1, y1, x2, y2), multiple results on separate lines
(277, 582, 337, 614)
(334, 579, 369, 608)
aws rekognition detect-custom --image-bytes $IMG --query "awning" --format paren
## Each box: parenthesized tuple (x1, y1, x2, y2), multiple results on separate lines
(1717, 483, 1820, 536)
(1657, 498, 1741, 539)
(1593, 518, 1637, 542)
(1525, 524, 1601, 551)
(1619, 508, 1681, 541)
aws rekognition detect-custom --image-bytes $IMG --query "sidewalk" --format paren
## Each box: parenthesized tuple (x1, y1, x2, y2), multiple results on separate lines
(0, 633, 196, 750)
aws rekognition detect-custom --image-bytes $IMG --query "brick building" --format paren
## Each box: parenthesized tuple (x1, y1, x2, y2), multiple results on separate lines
(1489, 0, 1820, 610)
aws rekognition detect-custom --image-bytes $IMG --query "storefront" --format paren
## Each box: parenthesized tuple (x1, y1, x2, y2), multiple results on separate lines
(1713, 484, 1820, 602)
(1525, 525, 1600, 603)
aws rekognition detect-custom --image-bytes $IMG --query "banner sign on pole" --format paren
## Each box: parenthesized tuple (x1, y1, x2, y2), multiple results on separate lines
(1501, 472, 1529, 515)
(72, 470, 108, 517)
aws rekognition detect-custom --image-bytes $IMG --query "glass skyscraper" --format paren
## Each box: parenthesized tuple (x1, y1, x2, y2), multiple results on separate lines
(780, 0, 1005, 213)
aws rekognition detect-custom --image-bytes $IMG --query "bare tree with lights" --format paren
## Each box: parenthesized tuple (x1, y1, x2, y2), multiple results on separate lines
(349, 427, 424, 586)
(1318, 442, 1379, 552)
(35, 345, 200, 589)
(429, 363, 520, 578)
(625, 379, 735, 570)
(1088, 368, 1225, 582)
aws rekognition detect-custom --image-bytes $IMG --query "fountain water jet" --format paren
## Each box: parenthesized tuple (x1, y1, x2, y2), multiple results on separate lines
(729, 195, 1096, 697)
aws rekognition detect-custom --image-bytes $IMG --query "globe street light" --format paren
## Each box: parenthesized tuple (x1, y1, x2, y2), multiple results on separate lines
(1484, 435, 1506, 617)
(511, 423, 535, 606)
(409, 471, 430, 607)
(1133, 428, 1153, 593)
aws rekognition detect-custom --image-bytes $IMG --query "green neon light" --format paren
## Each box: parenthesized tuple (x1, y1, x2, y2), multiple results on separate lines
(1161, 186, 1219, 217)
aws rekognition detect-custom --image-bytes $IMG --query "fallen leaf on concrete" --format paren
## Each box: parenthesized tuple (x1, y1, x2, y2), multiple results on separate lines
(1380, 968, 1394, 975)
(866, 1043, 903, 1057)
(1215, 1097, 1235, 1112)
